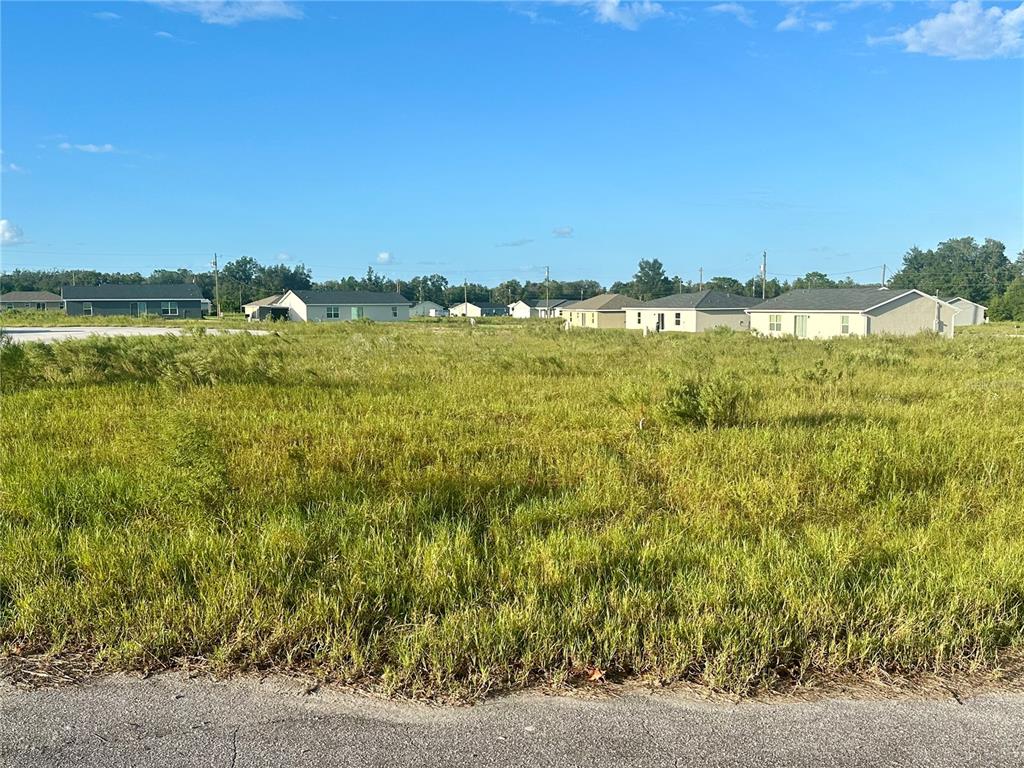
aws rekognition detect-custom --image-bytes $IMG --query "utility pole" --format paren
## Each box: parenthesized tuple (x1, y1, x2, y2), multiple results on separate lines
(761, 251, 767, 300)
(464, 279, 468, 321)
(675, 276, 681, 295)
(881, 264, 887, 287)
(545, 266, 550, 308)
(698, 267, 703, 291)
(211, 253, 222, 317)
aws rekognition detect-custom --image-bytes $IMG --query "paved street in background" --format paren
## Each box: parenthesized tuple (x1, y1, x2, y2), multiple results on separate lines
(1, 326, 268, 344)
(2, 674, 1023, 767)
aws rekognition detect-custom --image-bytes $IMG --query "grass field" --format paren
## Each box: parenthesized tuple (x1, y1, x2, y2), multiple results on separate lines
(2, 320, 1024, 696)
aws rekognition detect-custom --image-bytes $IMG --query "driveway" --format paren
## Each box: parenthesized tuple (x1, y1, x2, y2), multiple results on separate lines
(2, 674, 1022, 767)
(1, 326, 269, 344)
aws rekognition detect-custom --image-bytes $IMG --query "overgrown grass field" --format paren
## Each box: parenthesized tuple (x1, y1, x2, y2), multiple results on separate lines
(1, 321, 1023, 695)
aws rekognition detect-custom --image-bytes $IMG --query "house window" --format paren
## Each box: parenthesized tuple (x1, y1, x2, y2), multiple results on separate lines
(768, 314, 782, 332)
(794, 315, 809, 338)
(83, 302, 93, 316)
(326, 306, 340, 319)
(674, 312, 681, 326)
(391, 306, 398, 318)
(637, 312, 642, 324)
(36, 303, 45, 310)
(138, 302, 147, 316)
(840, 315, 850, 335)
(350, 306, 364, 320)
(161, 301, 178, 317)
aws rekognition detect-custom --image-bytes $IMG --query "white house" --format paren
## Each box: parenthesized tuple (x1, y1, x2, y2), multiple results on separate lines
(411, 300, 448, 317)
(448, 301, 509, 317)
(943, 296, 987, 326)
(535, 298, 573, 318)
(242, 294, 283, 320)
(747, 288, 958, 339)
(508, 300, 537, 319)
(623, 290, 761, 333)
(275, 289, 411, 322)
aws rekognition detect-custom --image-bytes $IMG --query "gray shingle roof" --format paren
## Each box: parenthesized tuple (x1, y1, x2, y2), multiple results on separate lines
(243, 294, 283, 307)
(62, 283, 203, 300)
(748, 287, 916, 312)
(290, 290, 409, 305)
(1, 291, 63, 302)
(625, 290, 763, 310)
(534, 298, 573, 309)
(565, 293, 631, 311)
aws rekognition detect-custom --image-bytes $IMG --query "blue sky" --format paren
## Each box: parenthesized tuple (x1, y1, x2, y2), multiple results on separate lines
(1, 1, 1021, 286)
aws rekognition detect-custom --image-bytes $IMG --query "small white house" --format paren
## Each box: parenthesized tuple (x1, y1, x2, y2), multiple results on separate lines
(242, 294, 283, 320)
(411, 300, 448, 317)
(448, 301, 509, 318)
(747, 288, 957, 339)
(275, 289, 411, 322)
(535, 298, 573, 318)
(508, 300, 537, 319)
(624, 290, 761, 333)
(944, 297, 987, 326)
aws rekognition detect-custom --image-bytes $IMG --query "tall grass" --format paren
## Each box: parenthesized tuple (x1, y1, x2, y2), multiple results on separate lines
(2, 322, 1024, 695)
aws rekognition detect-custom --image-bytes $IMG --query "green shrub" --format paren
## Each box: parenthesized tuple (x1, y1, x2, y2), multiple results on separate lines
(661, 373, 748, 428)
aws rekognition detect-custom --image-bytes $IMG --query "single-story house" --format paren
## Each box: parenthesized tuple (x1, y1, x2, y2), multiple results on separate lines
(508, 299, 537, 319)
(624, 290, 762, 333)
(448, 301, 509, 317)
(535, 298, 573, 318)
(242, 294, 283, 320)
(200, 298, 213, 316)
(943, 296, 987, 326)
(747, 287, 957, 339)
(1, 290, 64, 311)
(562, 293, 631, 329)
(62, 283, 205, 318)
(410, 300, 448, 317)
(508, 298, 573, 319)
(275, 289, 410, 322)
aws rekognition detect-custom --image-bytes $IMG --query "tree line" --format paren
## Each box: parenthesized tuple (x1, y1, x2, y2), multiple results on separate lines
(3, 236, 1022, 319)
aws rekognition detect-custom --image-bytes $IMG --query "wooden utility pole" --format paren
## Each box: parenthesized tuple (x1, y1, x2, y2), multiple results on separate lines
(211, 253, 222, 317)
(698, 267, 703, 291)
(761, 251, 767, 300)
(545, 266, 550, 308)
(881, 264, 887, 287)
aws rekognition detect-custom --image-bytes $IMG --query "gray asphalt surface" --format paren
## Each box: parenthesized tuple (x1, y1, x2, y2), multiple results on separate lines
(2, 674, 1022, 767)
(1, 326, 268, 344)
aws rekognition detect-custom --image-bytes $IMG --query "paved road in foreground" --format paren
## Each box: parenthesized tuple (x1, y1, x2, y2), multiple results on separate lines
(2, 674, 1023, 767)
(2, 326, 269, 344)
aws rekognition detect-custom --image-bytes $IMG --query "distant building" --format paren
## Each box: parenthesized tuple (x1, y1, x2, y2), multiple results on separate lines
(448, 301, 509, 318)
(534, 298, 573, 318)
(1, 290, 63, 311)
(62, 284, 205, 318)
(943, 296, 987, 326)
(508, 299, 537, 319)
(410, 300, 448, 317)
(562, 293, 631, 329)
(747, 288, 957, 339)
(242, 294, 284, 320)
(623, 290, 762, 333)
(507, 298, 574, 319)
(275, 289, 411, 322)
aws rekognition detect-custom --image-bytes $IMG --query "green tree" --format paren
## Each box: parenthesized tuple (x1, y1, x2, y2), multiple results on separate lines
(632, 259, 671, 300)
(792, 271, 836, 289)
(989, 276, 1024, 321)
(888, 237, 1014, 304)
(705, 276, 746, 295)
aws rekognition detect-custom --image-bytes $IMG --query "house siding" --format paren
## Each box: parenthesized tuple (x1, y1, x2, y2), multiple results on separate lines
(2, 301, 62, 311)
(64, 299, 203, 318)
(509, 301, 537, 319)
(749, 311, 868, 339)
(278, 292, 410, 322)
(950, 300, 985, 326)
(866, 293, 954, 338)
(565, 309, 626, 329)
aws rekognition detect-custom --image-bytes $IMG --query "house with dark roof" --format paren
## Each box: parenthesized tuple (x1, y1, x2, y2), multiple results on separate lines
(242, 294, 284, 320)
(61, 284, 204, 318)
(1, 290, 64, 311)
(410, 300, 448, 317)
(943, 296, 987, 326)
(623, 290, 762, 333)
(276, 289, 411, 322)
(562, 293, 631, 329)
(508, 298, 573, 319)
(746, 288, 957, 339)
(448, 301, 509, 318)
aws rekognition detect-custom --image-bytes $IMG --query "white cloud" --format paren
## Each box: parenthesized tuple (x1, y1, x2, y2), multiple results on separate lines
(93, 11, 122, 20)
(0, 219, 26, 245)
(874, 1, 1024, 60)
(496, 239, 534, 248)
(511, 6, 558, 26)
(376, 251, 394, 265)
(709, 3, 754, 27)
(150, 1, 303, 26)
(776, 5, 835, 33)
(4, 162, 27, 173)
(154, 30, 176, 38)
(552, 226, 574, 238)
(276, 252, 291, 262)
(811, 20, 834, 32)
(59, 142, 117, 153)
(592, 0, 665, 31)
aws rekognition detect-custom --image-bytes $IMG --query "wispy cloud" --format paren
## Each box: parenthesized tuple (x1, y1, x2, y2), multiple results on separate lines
(708, 3, 754, 27)
(3, 162, 27, 173)
(93, 11, 122, 21)
(777, 4, 834, 33)
(871, 0, 1024, 60)
(59, 142, 118, 153)
(496, 239, 534, 248)
(510, 5, 558, 26)
(552, 226, 574, 238)
(592, 0, 666, 31)
(376, 251, 394, 265)
(0, 219, 27, 245)
(154, 30, 176, 38)
(150, 1, 303, 26)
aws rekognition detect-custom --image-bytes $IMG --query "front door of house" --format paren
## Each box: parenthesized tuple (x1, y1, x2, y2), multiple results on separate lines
(794, 315, 809, 338)
(130, 303, 139, 317)
(657, 313, 665, 331)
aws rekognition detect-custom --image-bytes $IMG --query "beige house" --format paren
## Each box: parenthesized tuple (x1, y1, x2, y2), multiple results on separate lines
(242, 294, 283, 320)
(747, 288, 957, 339)
(563, 293, 630, 329)
(448, 301, 509, 317)
(411, 300, 448, 317)
(276, 289, 411, 322)
(944, 296, 986, 326)
(1, 291, 63, 311)
(623, 290, 761, 333)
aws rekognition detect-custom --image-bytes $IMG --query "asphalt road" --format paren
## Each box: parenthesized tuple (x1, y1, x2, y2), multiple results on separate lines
(1, 326, 268, 344)
(2, 674, 1023, 767)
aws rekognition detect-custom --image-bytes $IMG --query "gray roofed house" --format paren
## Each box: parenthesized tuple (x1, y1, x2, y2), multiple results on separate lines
(623, 290, 761, 333)
(449, 301, 510, 317)
(242, 293, 284, 321)
(61, 283, 204, 318)
(276, 289, 411, 322)
(942, 296, 987, 326)
(1, 290, 63, 311)
(747, 287, 957, 339)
